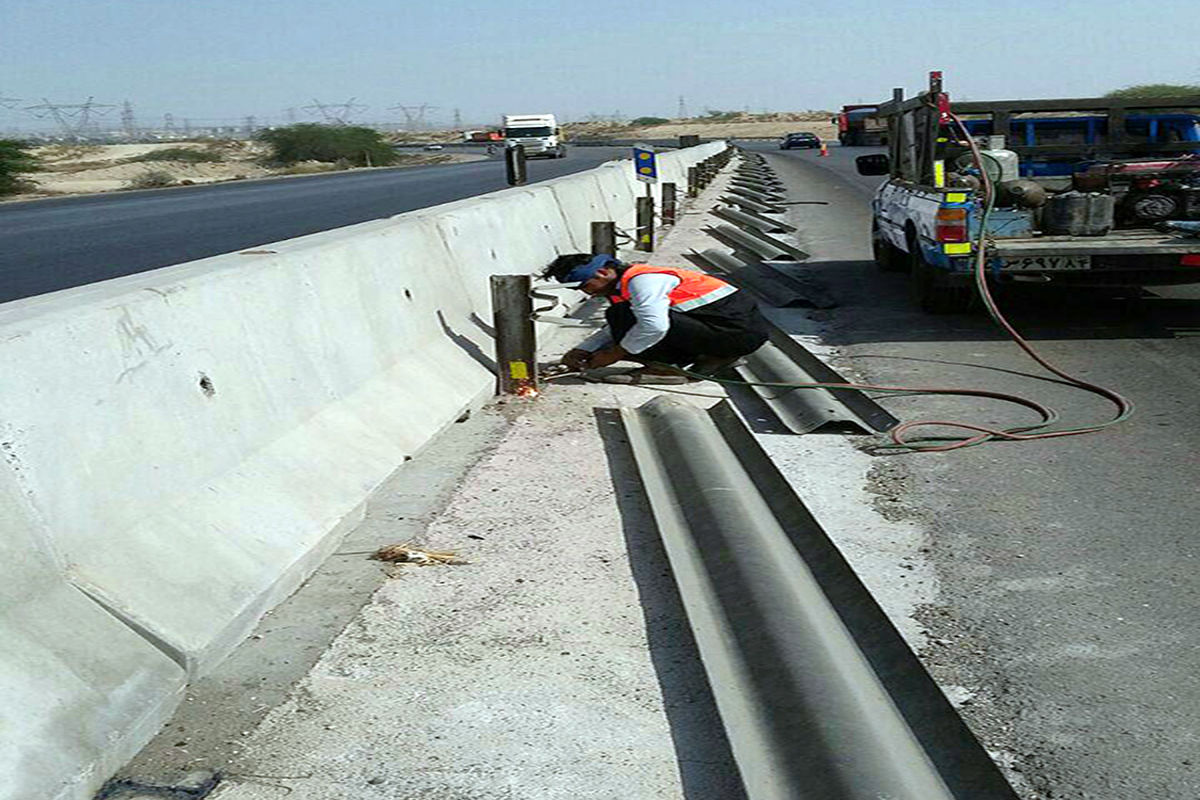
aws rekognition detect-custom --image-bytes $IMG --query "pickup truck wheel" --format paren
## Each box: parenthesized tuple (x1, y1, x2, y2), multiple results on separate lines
(910, 248, 972, 313)
(873, 226, 906, 272)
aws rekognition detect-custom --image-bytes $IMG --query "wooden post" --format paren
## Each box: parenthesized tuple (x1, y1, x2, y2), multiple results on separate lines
(591, 221, 616, 256)
(636, 187, 654, 252)
(490, 275, 537, 396)
(505, 144, 527, 186)
(662, 182, 677, 226)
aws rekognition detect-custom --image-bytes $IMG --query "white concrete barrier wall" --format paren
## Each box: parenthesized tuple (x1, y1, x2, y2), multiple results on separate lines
(0, 141, 725, 800)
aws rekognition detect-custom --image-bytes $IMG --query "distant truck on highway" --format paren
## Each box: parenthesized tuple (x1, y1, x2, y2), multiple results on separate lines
(834, 105, 888, 146)
(857, 71, 1200, 312)
(462, 130, 503, 143)
(502, 114, 567, 159)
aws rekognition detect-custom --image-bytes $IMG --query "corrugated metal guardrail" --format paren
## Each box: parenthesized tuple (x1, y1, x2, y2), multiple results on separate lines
(619, 396, 1020, 800)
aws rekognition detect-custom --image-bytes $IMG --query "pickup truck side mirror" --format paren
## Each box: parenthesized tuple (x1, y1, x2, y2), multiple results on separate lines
(855, 154, 890, 176)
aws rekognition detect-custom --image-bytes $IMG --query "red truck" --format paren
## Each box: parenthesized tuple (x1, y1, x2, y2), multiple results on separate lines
(834, 105, 888, 146)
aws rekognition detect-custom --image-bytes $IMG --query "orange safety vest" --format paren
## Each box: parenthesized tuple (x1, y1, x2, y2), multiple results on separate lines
(609, 264, 738, 311)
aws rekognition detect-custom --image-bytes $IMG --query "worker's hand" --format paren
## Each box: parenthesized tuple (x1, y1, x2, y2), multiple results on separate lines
(585, 347, 628, 369)
(560, 349, 593, 370)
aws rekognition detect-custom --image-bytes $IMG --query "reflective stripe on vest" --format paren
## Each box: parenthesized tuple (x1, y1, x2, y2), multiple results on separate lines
(609, 264, 737, 312)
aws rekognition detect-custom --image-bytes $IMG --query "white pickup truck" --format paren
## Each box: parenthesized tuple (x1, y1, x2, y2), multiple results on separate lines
(502, 113, 566, 159)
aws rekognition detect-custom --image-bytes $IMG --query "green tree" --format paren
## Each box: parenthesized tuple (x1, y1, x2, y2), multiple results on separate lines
(0, 139, 39, 196)
(631, 116, 670, 126)
(1105, 84, 1200, 99)
(256, 124, 397, 167)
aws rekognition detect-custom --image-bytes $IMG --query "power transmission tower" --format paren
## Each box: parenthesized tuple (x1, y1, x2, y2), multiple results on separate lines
(243, 115, 257, 136)
(389, 103, 440, 131)
(302, 98, 368, 125)
(284, 107, 297, 123)
(677, 95, 687, 119)
(24, 97, 116, 140)
(453, 108, 462, 128)
(120, 101, 137, 139)
(163, 113, 176, 134)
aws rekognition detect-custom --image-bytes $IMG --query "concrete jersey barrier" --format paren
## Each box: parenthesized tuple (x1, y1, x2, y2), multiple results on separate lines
(0, 141, 726, 800)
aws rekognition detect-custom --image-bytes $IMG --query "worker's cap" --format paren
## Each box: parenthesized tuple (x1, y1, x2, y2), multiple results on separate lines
(558, 254, 620, 286)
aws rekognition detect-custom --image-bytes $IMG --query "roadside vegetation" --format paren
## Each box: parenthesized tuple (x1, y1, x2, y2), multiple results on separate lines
(256, 124, 397, 168)
(126, 169, 177, 189)
(129, 147, 223, 163)
(0, 139, 40, 196)
(1106, 83, 1200, 99)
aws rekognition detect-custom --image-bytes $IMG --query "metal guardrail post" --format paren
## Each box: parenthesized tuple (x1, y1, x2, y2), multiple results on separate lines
(636, 192, 654, 252)
(687, 166, 698, 198)
(591, 221, 617, 256)
(505, 144, 527, 186)
(620, 397, 959, 800)
(662, 182, 677, 226)
(489, 275, 537, 396)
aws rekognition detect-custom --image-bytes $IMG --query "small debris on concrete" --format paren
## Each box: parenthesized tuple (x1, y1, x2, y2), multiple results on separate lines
(370, 543, 467, 566)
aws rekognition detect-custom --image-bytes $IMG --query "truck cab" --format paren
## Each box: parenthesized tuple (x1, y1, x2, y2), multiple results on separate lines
(502, 114, 567, 159)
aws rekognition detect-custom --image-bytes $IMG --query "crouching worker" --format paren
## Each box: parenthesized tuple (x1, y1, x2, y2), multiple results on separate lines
(543, 253, 769, 384)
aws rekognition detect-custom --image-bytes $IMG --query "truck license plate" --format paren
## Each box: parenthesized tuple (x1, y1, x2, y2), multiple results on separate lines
(1004, 255, 1092, 271)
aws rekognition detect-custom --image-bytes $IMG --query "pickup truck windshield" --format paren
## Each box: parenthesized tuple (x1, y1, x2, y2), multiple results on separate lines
(505, 127, 553, 138)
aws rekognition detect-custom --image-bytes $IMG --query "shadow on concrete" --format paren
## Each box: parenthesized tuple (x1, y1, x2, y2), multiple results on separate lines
(438, 309, 496, 372)
(469, 311, 495, 337)
(592, 407, 749, 800)
(772, 259, 1200, 345)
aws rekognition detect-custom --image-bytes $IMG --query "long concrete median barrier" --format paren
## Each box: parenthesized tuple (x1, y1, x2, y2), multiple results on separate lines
(0, 476, 185, 800)
(0, 141, 727, 800)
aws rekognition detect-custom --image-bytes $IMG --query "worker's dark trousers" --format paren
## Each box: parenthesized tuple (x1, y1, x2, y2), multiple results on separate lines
(605, 291, 769, 367)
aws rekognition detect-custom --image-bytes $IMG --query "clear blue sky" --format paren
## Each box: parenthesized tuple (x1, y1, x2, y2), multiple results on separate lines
(2, 0, 1199, 131)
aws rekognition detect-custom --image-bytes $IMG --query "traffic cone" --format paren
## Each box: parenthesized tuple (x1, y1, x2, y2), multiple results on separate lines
(819, 141, 829, 157)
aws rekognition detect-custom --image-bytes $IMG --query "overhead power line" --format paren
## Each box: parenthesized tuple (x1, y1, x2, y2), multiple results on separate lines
(302, 98, 368, 125)
(389, 103, 439, 131)
(24, 97, 117, 140)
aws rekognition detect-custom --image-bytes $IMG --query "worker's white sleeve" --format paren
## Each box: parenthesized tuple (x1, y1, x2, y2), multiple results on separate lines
(573, 327, 614, 353)
(620, 273, 681, 354)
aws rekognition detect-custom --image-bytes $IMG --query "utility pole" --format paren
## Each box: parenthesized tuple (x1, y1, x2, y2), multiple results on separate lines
(389, 103, 440, 131)
(78, 98, 116, 137)
(120, 101, 136, 140)
(302, 98, 368, 126)
(678, 95, 687, 119)
(24, 97, 115, 141)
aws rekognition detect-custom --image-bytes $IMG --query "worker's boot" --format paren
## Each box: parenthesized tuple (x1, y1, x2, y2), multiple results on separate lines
(599, 364, 689, 385)
(688, 355, 742, 377)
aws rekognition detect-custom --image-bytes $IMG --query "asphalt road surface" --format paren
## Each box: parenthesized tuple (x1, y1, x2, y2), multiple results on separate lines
(0, 147, 627, 305)
(749, 141, 1200, 799)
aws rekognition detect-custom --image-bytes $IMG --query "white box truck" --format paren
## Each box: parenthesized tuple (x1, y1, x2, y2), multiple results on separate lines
(502, 113, 566, 159)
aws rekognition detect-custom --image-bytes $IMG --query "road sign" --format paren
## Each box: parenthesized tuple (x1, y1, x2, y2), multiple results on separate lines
(633, 143, 658, 183)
